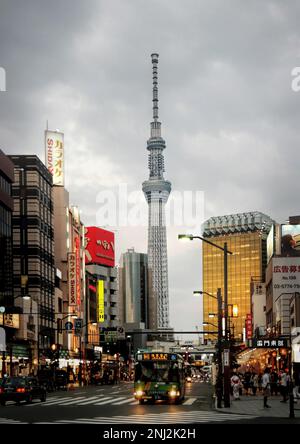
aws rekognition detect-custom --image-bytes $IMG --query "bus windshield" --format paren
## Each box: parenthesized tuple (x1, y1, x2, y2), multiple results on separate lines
(135, 361, 180, 383)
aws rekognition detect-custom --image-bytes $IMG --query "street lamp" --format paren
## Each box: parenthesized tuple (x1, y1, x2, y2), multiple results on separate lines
(180, 233, 233, 407)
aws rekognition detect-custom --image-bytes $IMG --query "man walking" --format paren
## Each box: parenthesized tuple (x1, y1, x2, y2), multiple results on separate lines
(262, 367, 271, 408)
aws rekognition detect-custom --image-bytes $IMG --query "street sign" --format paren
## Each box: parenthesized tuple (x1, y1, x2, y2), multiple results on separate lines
(248, 338, 289, 348)
(65, 321, 73, 331)
(104, 330, 118, 343)
(117, 326, 125, 339)
(0, 327, 6, 352)
(223, 349, 230, 367)
(0, 306, 5, 314)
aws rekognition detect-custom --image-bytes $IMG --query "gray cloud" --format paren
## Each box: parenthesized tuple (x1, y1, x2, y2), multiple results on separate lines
(1, 0, 300, 337)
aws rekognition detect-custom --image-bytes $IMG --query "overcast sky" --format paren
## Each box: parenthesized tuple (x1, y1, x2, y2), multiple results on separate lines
(1, 0, 300, 341)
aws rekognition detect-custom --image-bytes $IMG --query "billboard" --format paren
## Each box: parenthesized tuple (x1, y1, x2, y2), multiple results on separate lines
(45, 130, 64, 186)
(85, 227, 115, 267)
(281, 224, 300, 257)
(75, 236, 81, 307)
(68, 253, 76, 306)
(267, 225, 274, 263)
(273, 257, 300, 295)
(97, 280, 105, 324)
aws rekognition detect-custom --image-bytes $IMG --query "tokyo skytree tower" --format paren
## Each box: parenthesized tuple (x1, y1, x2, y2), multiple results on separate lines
(142, 54, 171, 329)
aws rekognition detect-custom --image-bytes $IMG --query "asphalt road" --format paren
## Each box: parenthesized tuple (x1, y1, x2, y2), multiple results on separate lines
(0, 381, 299, 424)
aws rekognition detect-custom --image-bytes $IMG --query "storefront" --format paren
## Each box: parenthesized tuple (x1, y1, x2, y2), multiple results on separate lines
(237, 338, 290, 373)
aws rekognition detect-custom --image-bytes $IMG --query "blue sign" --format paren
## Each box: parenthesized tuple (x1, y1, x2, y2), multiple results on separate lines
(65, 321, 73, 331)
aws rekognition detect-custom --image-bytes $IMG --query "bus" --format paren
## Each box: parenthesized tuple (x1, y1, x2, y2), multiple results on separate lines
(133, 352, 186, 404)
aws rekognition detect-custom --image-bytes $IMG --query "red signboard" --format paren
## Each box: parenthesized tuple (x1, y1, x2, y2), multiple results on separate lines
(85, 227, 115, 267)
(245, 313, 252, 339)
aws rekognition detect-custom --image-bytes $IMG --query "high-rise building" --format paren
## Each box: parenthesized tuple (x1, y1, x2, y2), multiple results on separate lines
(0, 150, 14, 308)
(85, 227, 118, 330)
(10, 155, 56, 371)
(118, 248, 156, 330)
(0, 150, 15, 377)
(142, 53, 171, 329)
(202, 212, 274, 339)
(52, 186, 86, 363)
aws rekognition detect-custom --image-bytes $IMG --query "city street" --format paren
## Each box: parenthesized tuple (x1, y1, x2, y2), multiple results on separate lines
(1, 380, 300, 425)
(0, 381, 214, 424)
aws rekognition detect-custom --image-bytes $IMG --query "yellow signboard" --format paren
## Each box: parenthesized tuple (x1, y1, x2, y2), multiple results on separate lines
(97, 280, 105, 323)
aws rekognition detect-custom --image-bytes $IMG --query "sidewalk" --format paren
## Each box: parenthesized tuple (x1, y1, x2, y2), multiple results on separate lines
(215, 394, 300, 418)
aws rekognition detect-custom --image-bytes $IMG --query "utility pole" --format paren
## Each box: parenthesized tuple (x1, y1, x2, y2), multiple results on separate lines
(216, 288, 223, 408)
(223, 242, 231, 408)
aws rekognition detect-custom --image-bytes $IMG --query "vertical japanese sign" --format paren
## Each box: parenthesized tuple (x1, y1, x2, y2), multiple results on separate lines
(68, 253, 76, 306)
(245, 313, 252, 339)
(45, 130, 64, 186)
(97, 280, 105, 324)
(75, 236, 81, 307)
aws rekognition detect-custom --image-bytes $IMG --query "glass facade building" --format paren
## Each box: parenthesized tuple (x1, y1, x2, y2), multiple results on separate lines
(202, 212, 274, 339)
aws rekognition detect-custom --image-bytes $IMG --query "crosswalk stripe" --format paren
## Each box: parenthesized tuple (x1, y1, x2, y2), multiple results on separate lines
(94, 397, 117, 405)
(183, 397, 197, 405)
(25, 396, 68, 407)
(24, 394, 200, 408)
(47, 410, 256, 424)
(74, 396, 103, 405)
(51, 396, 88, 406)
(111, 398, 136, 405)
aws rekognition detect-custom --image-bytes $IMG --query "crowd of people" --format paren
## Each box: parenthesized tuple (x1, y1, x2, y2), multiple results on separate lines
(230, 368, 300, 407)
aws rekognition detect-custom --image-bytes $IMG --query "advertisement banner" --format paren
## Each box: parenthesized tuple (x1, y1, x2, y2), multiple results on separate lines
(245, 313, 252, 339)
(0, 314, 19, 329)
(97, 280, 105, 324)
(267, 225, 274, 263)
(68, 253, 76, 306)
(75, 237, 81, 307)
(45, 130, 64, 186)
(273, 257, 300, 295)
(85, 227, 115, 267)
(281, 224, 300, 257)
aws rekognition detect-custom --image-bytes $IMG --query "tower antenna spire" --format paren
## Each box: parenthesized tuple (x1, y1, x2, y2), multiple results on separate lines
(150, 53, 161, 138)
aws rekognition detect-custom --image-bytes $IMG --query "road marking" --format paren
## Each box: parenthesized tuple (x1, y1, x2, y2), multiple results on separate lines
(38, 410, 257, 424)
(51, 396, 87, 406)
(183, 397, 197, 405)
(111, 398, 137, 405)
(73, 396, 103, 405)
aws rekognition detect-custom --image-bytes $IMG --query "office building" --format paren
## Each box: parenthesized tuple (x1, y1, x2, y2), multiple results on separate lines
(202, 211, 274, 339)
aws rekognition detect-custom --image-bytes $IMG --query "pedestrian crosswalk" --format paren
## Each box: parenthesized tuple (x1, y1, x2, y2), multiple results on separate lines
(23, 395, 199, 408)
(34, 410, 257, 424)
(0, 417, 27, 424)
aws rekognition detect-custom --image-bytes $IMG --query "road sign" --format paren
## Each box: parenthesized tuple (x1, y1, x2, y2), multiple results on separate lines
(104, 330, 118, 343)
(117, 326, 125, 339)
(65, 321, 73, 331)
(0, 306, 5, 314)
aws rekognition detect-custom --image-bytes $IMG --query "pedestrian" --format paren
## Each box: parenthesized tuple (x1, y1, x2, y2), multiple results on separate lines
(251, 372, 259, 396)
(293, 369, 300, 402)
(262, 367, 271, 408)
(231, 373, 242, 400)
(280, 369, 290, 403)
(270, 370, 279, 396)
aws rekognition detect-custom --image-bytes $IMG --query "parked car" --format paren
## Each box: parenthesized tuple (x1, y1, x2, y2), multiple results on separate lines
(0, 376, 47, 406)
